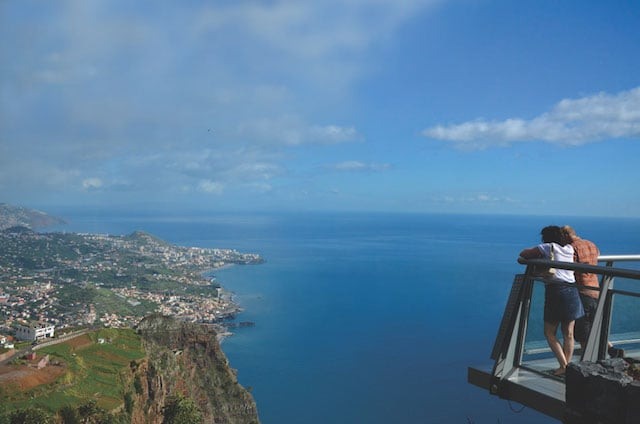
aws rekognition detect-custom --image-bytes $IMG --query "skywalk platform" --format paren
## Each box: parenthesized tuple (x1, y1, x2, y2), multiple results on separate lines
(468, 255, 640, 423)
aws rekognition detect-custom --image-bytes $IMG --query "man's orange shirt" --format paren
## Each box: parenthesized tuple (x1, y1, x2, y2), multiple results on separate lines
(572, 237, 600, 299)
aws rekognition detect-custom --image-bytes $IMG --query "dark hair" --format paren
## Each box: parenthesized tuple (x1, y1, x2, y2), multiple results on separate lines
(541, 225, 570, 246)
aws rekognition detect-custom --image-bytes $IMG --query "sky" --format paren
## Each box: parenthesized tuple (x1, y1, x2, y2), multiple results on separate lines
(1, 0, 639, 217)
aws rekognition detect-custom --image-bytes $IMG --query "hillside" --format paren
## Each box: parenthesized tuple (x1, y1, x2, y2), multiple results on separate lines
(0, 203, 65, 230)
(0, 316, 260, 423)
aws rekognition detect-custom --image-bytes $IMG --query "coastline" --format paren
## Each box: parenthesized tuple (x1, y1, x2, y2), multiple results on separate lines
(0, 225, 263, 338)
(204, 265, 249, 343)
(213, 289, 244, 343)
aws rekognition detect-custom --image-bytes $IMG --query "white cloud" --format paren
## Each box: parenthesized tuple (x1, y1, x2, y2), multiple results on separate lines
(431, 193, 515, 204)
(194, 1, 440, 65)
(231, 162, 282, 181)
(423, 87, 640, 149)
(309, 125, 362, 144)
(237, 116, 362, 146)
(82, 178, 103, 190)
(197, 180, 224, 194)
(330, 160, 391, 172)
(161, 147, 284, 183)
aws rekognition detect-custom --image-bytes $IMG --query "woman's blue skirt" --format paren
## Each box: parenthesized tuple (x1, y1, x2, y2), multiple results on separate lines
(544, 283, 585, 323)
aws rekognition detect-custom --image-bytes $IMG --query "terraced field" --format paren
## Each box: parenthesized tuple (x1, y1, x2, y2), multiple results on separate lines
(0, 328, 145, 414)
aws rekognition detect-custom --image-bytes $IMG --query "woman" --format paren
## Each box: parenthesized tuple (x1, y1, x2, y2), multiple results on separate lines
(519, 225, 584, 376)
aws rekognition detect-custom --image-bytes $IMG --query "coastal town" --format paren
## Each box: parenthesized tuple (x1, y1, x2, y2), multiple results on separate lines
(0, 224, 263, 348)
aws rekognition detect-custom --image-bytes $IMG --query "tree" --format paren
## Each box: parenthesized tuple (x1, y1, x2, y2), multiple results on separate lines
(59, 405, 81, 424)
(124, 391, 135, 415)
(162, 396, 203, 424)
(9, 407, 53, 424)
(133, 375, 144, 395)
(0, 404, 8, 424)
(77, 400, 116, 424)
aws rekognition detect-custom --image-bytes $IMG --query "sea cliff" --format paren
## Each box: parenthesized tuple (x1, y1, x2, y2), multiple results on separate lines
(0, 316, 259, 423)
(133, 315, 260, 424)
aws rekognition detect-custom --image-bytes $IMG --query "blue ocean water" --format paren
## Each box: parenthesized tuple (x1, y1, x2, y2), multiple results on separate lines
(50, 211, 640, 423)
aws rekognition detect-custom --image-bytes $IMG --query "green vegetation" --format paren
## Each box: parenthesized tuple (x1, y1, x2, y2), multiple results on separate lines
(5, 407, 53, 424)
(56, 283, 160, 320)
(18, 399, 133, 424)
(0, 329, 145, 419)
(162, 396, 203, 424)
(91, 288, 155, 318)
(3, 315, 260, 424)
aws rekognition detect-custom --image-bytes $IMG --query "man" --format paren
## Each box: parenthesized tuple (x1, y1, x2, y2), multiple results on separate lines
(563, 225, 624, 358)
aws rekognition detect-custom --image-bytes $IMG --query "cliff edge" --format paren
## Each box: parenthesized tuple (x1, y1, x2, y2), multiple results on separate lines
(134, 315, 260, 424)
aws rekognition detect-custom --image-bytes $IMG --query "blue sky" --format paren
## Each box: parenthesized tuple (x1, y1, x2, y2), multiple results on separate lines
(1, 0, 639, 217)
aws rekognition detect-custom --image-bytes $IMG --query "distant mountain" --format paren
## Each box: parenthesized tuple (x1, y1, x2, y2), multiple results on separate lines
(125, 230, 171, 246)
(0, 203, 66, 230)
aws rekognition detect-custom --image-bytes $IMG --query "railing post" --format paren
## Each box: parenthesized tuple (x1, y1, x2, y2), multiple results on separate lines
(582, 274, 615, 362)
(514, 272, 534, 368)
(489, 272, 534, 394)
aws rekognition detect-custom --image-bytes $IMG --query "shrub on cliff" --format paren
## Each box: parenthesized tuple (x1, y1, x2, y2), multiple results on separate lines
(162, 396, 203, 424)
(6, 407, 53, 424)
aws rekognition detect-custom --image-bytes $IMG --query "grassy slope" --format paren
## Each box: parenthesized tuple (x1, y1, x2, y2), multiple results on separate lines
(1, 328, 145, 413)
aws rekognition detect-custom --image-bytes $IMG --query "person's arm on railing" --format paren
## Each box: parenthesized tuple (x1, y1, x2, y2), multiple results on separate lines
(519, 246, 543, 263)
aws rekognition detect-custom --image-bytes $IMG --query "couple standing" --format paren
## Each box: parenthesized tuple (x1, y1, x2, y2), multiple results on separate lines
(519, 225, 612, 377)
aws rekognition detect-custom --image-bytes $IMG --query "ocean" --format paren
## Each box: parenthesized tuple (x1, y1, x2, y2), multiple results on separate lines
(50, 211, 640, 423)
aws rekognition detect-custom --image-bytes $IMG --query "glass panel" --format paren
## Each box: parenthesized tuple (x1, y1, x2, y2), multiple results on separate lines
(608, 281, 640, 360)
(517, 271, 640, 374)
(521, 279, 558, 373)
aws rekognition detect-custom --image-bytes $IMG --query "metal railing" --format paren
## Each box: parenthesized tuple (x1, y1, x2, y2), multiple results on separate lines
(489, 254, 640, 393)
(466, 254, 640, 421)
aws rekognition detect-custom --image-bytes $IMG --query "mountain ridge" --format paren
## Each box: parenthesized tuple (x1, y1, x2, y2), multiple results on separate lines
(0, 203, 66, 230)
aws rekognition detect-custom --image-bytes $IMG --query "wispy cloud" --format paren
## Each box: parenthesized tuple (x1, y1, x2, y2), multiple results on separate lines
(236, 116, 362, 146)
(423, 87, 640, 149)
(0, 0, 437, 204)
(197, 180, 224, 195)
(329, 160, 391, 172)
(82, 178, 103, 191)
(432, 193, 516, 204)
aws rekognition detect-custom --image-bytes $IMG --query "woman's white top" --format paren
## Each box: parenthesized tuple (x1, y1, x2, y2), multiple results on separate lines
(537, 242, 575, 283)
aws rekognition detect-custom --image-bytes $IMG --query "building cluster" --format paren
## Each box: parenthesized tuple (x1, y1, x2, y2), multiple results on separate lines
(0, 228, 262, 343)
(108, 287, 240, 326)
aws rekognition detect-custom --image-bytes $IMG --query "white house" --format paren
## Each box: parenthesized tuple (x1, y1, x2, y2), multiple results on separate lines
(15, 322, 55, 341)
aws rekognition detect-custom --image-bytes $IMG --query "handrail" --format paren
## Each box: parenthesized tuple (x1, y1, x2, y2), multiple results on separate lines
(598, 254, 640, 262)
(517, 258, 640, 280)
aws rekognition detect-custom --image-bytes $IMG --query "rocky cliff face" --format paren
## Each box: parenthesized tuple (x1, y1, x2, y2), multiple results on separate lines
(132, 315, 260, 424)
